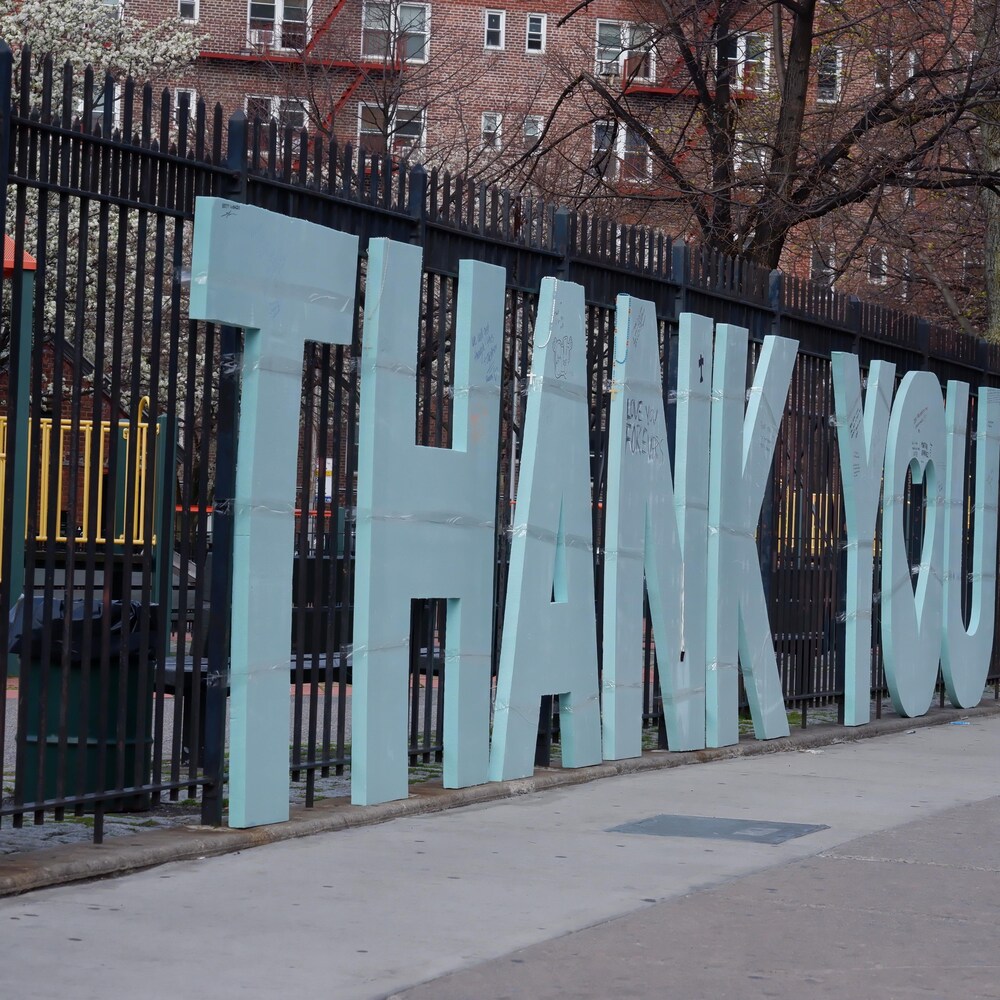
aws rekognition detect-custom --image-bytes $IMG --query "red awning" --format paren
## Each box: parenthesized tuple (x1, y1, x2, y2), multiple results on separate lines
(4, 234, 37, 277)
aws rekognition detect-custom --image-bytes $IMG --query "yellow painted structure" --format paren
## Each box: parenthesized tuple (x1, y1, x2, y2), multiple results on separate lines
(0, 397, 159, 553)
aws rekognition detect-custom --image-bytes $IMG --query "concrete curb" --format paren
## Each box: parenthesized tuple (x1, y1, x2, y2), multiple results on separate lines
(2, 699, 998, 897)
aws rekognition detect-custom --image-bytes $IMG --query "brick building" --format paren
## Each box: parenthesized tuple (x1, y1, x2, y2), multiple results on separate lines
(120, 0, 988, 328)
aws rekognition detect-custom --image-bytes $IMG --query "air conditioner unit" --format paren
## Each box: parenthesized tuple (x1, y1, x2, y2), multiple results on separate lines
(248, 28, 274, 49)
(597, 59, 620, 78)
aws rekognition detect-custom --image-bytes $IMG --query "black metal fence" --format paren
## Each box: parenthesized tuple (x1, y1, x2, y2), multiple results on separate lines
(1, 47, 998, 842)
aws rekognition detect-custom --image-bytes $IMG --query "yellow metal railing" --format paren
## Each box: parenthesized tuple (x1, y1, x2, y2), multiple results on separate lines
(0, 398, 159, 549)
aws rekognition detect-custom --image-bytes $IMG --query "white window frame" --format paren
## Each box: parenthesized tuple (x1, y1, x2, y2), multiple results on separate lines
(482, 112, 503, 150)
(361, 2, 430, 64)
(733, 129, 769, 172)
(174, 87, 198, 123)
(523, 115, 543, 152)
(246, 95, 308, 145)
(592, 120, 651, 181)
(874, 47, 892, 91)
(526, 13, 546, 53)
(811, 243, 836, 287)
(246, 94, 275, 121)
(868, 246, 888, 286)
(816, 46, 842, 103)
(278, 98, 308, 130)
(484, 9, 506, 50)
(595, 20, 623, 75)
(595, 21, 654, 81)
(247, 1, 312, 52)
(625, 24, 655, 81)
(79, 78, 121, 132)
(359, 103, 427, 156)
(178, 0, 199, 21)
(905, 50, 918, 99)
(734, 32, 768, 91)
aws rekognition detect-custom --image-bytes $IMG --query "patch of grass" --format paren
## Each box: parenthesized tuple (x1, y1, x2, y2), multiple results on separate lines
(62, 815, 96, 828)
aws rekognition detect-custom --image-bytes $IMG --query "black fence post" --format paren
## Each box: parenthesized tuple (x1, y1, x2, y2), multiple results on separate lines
(553, 207, 571, 280)
(201, 110, 247, 827)
(0, 40, 14, 740)
(916, 318, 931, 369)
(667, 241, 691, 462)
(407, 163, 427, 246)
(759, 269, 784, 619)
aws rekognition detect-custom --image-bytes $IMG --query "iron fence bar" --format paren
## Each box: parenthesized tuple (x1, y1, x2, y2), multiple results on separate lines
(200, 110, 247, 827)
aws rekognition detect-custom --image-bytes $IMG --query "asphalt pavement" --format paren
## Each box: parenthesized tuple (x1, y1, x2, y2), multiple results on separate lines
(1, 714, 997, 999)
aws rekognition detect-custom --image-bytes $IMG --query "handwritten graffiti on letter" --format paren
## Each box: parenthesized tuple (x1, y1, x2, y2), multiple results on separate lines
(624, 397, 665, 464)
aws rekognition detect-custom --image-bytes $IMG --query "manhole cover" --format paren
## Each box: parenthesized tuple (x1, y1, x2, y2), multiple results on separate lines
(609, 814, 829, 845)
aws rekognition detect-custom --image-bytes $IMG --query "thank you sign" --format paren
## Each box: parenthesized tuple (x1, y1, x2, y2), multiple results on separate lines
(190, 198, 1000, 828)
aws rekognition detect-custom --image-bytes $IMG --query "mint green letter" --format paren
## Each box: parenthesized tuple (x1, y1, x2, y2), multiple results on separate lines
(189, 198, 357, 828)
(603, 304, 711, 756)
(831, 355, 895, 726)
(489, 278, 602, 780)
(352, 240, 504, 805)
(705, 327, 796, 747)
(881, 371, 946, 718)
(941, 382, 1000, 708)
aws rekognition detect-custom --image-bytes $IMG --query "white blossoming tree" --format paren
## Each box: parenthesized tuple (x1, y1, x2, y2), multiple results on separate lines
(0, 0, 201, 92)
(0, 0, 201, 407)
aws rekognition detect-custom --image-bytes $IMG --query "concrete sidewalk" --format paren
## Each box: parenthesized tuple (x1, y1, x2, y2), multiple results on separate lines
(1, 712, 998, 999)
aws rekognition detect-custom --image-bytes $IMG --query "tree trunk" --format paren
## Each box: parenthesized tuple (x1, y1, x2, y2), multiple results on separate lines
(747, 0, 817, 268)
(981, 112, 1000, 342)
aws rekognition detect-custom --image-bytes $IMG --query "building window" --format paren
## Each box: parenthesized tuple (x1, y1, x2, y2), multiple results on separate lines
(359, 104, 426, 156)
(80, 79, 119, 132)
(247, 95, 274, 124)
(178, 0, 199, 19)
(248, 0, 309, 50)
(523, 115, 543, 152)
(482, 112, 502, 149)
(591, 121, 650, 180)
(596, 22, 654, 80)
(174, 87, 198, 123)
(625, 25, 654, 80)
(592, 121, 616, 176)
(279, 99, 307, 130)
(526, 13, 546, 53)
(738, 33, 768, 90)
(596, 20, 623, 75)
(484, 10, 505, 50)
(246, 96, 307, 151)
(811, 244, 836, 286)
(733, 129, 769, 172)
(622, 124, 650, 180)
(362, 2, 430, 63)
(874, 47, 892, 91)
(868, 246, 888, 285)
(816, 46, 841, 103)
(721, 32, 768, 91)
(905, 50, 918, 99)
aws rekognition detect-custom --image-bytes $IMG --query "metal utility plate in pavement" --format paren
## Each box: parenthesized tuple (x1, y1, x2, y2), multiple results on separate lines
(609, 814, 829, 845)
